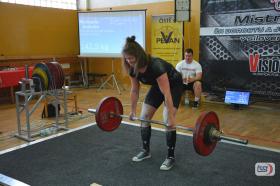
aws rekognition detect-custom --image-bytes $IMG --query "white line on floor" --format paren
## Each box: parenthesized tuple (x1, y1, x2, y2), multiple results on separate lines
(0, 173, 30, 186)
(0, 123, 96, 155)
(0, 122, 279, 156)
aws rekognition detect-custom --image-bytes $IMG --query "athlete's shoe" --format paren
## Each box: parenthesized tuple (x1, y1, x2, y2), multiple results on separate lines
(160, 157, 175, 171)
(192, 101, 199, 109)
(132, 151, 151, 162)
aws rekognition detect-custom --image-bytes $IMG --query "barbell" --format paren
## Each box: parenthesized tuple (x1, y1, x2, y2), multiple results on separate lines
(88, 97, 248, 156)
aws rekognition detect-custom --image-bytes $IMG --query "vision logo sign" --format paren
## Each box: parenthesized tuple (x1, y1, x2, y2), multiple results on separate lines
(249, 53, 280, 76)
(270, 0, 280, 11)
(255, 162, 275, 176)
(249, 53, 260, 73)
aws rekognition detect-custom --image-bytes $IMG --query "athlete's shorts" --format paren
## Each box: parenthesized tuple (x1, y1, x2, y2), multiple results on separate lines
(144, 83, 183, 109)
(183, 82, 194, 91)
(182, 80, 202, 91)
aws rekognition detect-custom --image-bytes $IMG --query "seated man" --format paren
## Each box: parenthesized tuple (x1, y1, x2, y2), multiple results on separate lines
(176, 48, 202, 108)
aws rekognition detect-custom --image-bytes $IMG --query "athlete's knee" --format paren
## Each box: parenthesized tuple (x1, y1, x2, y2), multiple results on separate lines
(193, 81, 202, 91)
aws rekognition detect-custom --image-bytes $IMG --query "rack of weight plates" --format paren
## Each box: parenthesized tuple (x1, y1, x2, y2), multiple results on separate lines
(15, 63, 69, 142)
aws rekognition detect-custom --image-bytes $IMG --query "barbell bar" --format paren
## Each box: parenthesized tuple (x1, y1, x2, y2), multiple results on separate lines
(88, 108, 248, 145)
(119, 111, 248, 144)
(88, 96, 248, 156)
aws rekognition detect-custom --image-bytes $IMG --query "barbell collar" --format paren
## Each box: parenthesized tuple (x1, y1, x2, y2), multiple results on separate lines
(220, 134, 248, 145)
(88, 108, 97, 114)
(209, 128, 248, 144)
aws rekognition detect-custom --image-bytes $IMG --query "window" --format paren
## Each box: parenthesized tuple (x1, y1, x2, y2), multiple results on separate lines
(0, 0, 77, 10)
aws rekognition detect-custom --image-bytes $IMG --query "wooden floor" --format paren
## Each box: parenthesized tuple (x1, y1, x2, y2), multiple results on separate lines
(0, 86, 280, 152)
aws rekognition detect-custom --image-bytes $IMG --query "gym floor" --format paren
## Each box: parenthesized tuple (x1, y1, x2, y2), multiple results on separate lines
(0, 86, 279, 185)
(0, 87, 279, 151)
(0, 123, 279, 185)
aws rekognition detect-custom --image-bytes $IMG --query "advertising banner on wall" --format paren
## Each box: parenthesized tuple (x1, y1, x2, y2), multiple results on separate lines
(151, 15, 183, 67)
(200, 0, 280, 98)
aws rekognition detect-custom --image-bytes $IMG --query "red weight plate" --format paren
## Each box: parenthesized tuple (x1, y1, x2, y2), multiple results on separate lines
(52, 62, 65, 89)
(53, 63, 62, 89)
(56, 62, 64, 88)
(193, 111, 220, 156)
(95, 97, 123, 131)
(47, 62, 62, 90)
(46, 62, 57, 90)
(49, 62, 60, 89)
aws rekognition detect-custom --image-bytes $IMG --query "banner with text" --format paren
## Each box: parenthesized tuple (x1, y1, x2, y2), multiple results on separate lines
(200, 0, 280, 98)
(151, 15, 183, 67)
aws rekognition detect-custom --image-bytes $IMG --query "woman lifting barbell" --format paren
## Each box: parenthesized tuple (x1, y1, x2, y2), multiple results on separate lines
(122, 36, 184, 171)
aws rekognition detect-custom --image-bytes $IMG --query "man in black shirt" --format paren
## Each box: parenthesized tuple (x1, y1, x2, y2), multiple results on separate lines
(122, 36, 184, 171)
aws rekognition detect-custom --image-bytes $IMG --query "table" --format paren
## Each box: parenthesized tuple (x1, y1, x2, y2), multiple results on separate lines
(0, 67, 33, 103)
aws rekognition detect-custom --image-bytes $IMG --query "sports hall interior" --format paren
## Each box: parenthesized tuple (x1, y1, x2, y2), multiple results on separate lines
(0, 1, 279, 185)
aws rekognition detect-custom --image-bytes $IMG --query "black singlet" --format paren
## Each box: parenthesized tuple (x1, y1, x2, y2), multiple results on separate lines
(129, 57, 182, 86)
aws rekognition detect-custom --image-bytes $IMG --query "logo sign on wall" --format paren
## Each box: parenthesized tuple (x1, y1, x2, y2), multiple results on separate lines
(270, 0, 280, 11)
(151, 15, 183, 67)
(200, 0, 280, 98)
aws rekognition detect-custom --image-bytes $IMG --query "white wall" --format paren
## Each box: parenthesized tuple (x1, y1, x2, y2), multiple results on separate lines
(78, 0, 172, 10)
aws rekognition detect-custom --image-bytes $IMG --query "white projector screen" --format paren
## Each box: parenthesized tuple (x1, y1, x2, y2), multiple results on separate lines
(78, 10, 146, 57)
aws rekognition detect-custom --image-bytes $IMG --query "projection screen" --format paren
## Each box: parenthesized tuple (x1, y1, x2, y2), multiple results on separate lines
(78, 10, 146, 57)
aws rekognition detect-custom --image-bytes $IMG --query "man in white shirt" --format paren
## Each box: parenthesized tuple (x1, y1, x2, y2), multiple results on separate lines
(176, 48, 202, 108)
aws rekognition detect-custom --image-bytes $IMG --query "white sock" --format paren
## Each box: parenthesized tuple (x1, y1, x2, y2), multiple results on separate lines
(195, 97, 200, 102)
